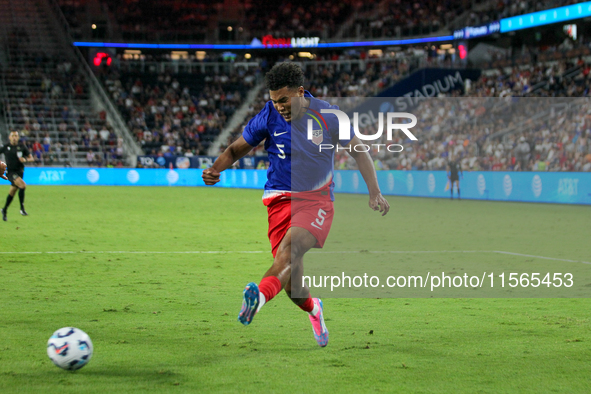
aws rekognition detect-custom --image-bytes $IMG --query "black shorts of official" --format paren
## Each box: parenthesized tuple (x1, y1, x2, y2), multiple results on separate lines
(450, 176, 459, 183)
(7, 169, 24, 187)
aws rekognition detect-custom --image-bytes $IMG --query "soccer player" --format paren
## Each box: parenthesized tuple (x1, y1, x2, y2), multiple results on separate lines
(447, 159, 463, 200)
(0, 131, 34, 221)
(202, 63, 390, 347)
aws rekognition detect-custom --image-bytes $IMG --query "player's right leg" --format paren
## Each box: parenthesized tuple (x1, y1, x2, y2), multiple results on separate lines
(237, 227, 317, 326)
(2, 185, 18, 221)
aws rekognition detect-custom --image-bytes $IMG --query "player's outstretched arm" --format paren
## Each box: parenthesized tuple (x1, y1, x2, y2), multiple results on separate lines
(0, 161, 7, 180)
(202, 136, 254, 185)
(345, 136, 390, 216)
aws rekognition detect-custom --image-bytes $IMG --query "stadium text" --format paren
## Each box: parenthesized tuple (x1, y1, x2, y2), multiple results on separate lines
(309, 110, 417, 148)
(302, 272, 575, 292)
(261, 35, 320, 48)
(319, 143, 404, 153)
(392, 71, 466, 110)
(39, 170, 67, 181)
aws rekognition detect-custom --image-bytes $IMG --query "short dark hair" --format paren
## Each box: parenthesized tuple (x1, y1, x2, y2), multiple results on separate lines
(265, 62, 304, 91)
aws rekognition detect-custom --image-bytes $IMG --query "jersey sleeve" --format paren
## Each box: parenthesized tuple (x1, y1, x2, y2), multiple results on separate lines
(23, 145, 31, 157)
(242, 104, 270, 147)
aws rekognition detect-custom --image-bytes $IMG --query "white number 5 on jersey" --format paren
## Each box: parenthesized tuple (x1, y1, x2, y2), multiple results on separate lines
(276, 144, 286, 159)
(310, 209, 327, 230)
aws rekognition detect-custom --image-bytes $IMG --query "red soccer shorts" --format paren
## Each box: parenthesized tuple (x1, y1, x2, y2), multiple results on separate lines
(265, 194, 334, 258)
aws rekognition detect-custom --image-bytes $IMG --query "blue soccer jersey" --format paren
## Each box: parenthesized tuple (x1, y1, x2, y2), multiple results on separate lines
(242, 92, 352, 202)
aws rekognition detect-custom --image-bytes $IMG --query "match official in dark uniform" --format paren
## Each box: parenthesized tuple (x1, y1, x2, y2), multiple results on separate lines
(448, 159, 463, 200)
(0, 131, 34, 221)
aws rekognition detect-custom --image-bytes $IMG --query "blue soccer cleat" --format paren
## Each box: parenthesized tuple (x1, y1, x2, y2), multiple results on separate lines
(309, 298, 329, 347)
(238, 282, 260, 325)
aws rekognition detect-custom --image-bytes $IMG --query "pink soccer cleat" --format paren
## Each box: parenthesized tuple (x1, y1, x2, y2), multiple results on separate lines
(309, 298, 328, 347)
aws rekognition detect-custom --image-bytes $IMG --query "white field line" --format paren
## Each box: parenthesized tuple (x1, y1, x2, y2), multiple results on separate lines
(0, 251, 266, 254)
(492, 250, 591, 265)
(0, 250, 589, 264)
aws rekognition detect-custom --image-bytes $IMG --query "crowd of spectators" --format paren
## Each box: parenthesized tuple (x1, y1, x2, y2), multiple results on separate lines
(59, 0, 580, 46)
(207, 42, 591, 173)
(74, 32, 590, 173)
(3, 59, 125, 167)
(100, 0, 218, 42)
(62, 0, 489, 43)
(101, 67, 258, 158)
(335, 96, 591, 173)
(97, 0, 357, 42)
(47, 0, 591, 172)
(341, 0, 466, 40)
(244, 0, 360, 40)
(334, 54, 591, 172)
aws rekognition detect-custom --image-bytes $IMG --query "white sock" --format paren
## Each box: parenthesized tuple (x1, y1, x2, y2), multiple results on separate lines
(309, 300, 319, 316)
(256, 293, 266, 313)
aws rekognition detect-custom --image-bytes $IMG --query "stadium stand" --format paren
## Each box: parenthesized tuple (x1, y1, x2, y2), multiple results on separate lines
(67, 0, 475, 43)
(0, 0, 142, 166)
(100, 64, 259, 156)
(2, 0, 588, 173)
(100, 0, 218, 42)
(102, 39, 591, 173)
(339, 0, 467, 39)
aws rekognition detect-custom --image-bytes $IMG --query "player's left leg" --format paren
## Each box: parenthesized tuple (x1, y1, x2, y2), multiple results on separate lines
(455, 180, 461, 200)
(2, 185, 18, 221)
(12, 176, 28, 215)
(282, 229, 329, 347)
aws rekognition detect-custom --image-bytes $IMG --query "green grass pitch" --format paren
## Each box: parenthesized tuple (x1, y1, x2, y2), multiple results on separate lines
(0, 185, 590, 393)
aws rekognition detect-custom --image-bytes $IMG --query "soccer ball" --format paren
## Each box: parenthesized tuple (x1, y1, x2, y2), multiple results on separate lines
(47, 327, 93, 371)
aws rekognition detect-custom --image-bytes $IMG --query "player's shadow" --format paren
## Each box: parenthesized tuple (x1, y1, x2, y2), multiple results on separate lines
(81, 367, 181, 379)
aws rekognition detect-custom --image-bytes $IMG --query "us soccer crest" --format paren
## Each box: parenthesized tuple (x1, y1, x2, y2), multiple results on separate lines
(302, 106, 327, 146)
(311, 128, 323, 145)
